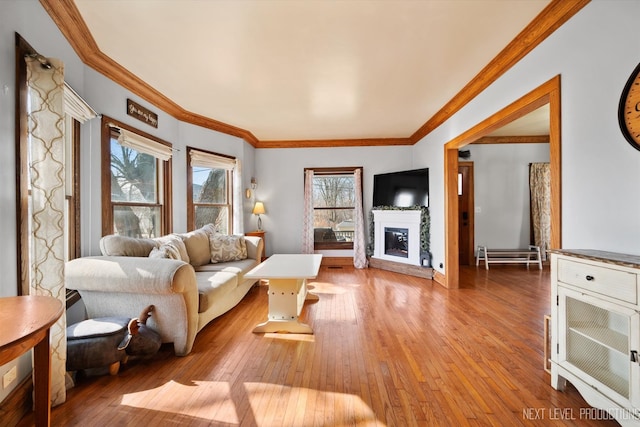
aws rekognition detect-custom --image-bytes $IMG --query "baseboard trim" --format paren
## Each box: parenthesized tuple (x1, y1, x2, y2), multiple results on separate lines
(321, 257, 354, 267)
(433, 270, 446, 288)
(368, 257, 433, 279)
(0, 375, 32, 427)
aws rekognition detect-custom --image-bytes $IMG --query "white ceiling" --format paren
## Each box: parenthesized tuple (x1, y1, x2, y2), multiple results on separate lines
(74, 0, 551, 141)
(487, 104, 550, 137)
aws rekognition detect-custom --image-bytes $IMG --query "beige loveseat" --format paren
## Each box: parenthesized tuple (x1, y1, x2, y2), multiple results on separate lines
(65, 224, 263, 356)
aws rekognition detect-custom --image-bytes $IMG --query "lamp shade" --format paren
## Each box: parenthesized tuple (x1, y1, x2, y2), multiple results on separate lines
(252, 202, 265, 215)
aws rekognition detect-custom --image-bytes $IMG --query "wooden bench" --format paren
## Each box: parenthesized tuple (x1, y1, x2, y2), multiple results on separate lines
(475, 245, 542, 270)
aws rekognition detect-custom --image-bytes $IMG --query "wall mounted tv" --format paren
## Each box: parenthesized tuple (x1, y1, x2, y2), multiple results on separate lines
(373, 168, 429, 207)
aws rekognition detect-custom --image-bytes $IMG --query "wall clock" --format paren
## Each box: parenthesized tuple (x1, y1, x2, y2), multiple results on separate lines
(619, 61, 640, 151)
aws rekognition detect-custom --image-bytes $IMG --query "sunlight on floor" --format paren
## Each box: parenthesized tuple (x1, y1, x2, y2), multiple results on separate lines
(120, 379, 385, 426)
(121, 380, 239, 423)
(308, 281, 350, 295)
(263, 332, 316, 342)
(243, 382, 383, 426)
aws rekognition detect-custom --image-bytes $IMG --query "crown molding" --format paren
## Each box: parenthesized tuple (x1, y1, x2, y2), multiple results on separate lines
(40, 0, 589, 149)
(39, 0, 259, 146)
(256, 137, 412, 149)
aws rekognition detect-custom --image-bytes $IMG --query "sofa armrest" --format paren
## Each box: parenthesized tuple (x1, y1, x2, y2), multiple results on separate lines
(244, 236, 264, 261)
(65, 256, 199, 356)
(66, 256, 196, 294)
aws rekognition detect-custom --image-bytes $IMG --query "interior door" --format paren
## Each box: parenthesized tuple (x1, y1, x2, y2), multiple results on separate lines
(458, 162, 474, 265)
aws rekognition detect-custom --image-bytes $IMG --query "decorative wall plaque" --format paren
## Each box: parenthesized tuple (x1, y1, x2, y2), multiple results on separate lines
(127, 99, 158, 128)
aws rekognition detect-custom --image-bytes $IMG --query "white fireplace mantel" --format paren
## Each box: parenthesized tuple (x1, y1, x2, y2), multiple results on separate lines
(372, 210, 422, 266)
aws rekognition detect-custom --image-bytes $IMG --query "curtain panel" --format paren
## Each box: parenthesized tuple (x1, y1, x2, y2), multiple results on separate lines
(26, 56, 67, 405)
(530, 162, 551, 259)
(353, 169, 367, 268)
(302, 169, 315, 254)
(233, 159, 244, 234)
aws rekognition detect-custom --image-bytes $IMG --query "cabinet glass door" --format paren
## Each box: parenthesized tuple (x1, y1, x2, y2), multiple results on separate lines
(558, 287, 639, 406)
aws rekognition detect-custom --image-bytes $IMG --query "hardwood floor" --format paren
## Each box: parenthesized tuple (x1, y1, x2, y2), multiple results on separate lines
(31, 265, 619, 426)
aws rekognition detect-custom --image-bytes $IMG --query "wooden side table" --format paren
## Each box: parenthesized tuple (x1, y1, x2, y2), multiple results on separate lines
(0, 296, 63, 426)
(245, 230, 267, 260)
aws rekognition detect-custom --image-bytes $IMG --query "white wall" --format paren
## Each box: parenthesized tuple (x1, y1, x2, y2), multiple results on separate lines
(414, 0, 640, 276)
(255, 145, 415, 255)
(470, 143, 550, 249)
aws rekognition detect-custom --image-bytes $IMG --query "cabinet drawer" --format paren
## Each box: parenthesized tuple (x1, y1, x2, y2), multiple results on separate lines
(558, 259, 637, 304)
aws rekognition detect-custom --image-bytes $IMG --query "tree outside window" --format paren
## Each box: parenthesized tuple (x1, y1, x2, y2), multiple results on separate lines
(192, 166, 230, 233)
(110, 139, 162, 237)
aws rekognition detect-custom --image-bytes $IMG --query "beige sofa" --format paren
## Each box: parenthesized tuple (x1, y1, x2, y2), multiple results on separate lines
(65, 224, 263, 356)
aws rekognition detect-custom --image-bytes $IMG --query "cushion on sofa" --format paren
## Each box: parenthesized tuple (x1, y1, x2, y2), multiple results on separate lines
(178, 224, 218, 267)
(195, 271, 239, 313)
(153, 235, 190, 263)
(209, 234, 247, 263)
(149, 244, 181, 260)
(100, 235, 157, 257)
(195, 259, 256, 275)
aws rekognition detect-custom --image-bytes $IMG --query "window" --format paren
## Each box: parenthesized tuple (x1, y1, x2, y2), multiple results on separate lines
(187, 147, 235, 233)
(306, 167, 362, 250)
(102, 116, 172, 238)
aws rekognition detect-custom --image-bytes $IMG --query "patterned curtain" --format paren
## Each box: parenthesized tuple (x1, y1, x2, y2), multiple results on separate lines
(353, 169, 367, 268)
(233, 159, 244, 234)
(302, 169, 314, 253)
(530, 163, 551, 260)
(26, 56, 67, 405)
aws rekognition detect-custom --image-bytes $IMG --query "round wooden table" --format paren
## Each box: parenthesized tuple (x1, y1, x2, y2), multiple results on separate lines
(0, 296, 63, 426)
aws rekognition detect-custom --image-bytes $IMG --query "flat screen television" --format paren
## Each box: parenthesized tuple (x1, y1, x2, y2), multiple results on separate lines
(373, 168, 429, 207)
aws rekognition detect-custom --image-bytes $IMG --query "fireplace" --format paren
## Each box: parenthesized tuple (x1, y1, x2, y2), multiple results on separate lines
(372, 210, 422, 266)
(384, 227, 409, 258)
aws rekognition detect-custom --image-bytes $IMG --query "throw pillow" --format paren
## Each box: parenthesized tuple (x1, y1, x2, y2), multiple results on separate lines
(154, 235, 190, 263)
(149, 246, 172, 259)
(178, 230, 210, 266)
(209, 234, 247, 264)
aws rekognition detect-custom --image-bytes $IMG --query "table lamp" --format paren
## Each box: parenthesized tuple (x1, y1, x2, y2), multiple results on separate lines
(253, 201, 265, 231)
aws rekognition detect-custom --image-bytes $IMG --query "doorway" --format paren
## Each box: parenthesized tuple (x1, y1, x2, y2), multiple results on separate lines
(443, 76, 561, 289)
(458, 162, 474, 266)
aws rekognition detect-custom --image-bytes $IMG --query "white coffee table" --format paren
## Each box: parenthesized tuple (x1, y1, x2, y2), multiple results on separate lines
(245, 254, 322, 334)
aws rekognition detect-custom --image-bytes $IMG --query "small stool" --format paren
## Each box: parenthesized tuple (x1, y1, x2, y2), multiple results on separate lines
(67, 317, 130, 375)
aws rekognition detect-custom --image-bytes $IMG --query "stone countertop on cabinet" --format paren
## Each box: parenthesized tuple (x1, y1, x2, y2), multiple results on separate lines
(550, 249, 640, 269)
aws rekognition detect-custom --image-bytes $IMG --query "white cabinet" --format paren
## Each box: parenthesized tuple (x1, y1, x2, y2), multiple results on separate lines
(551, 250, 640, 426)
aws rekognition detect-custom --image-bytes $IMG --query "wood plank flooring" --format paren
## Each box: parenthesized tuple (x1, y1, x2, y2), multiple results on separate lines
(28, 265, 620, 426)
